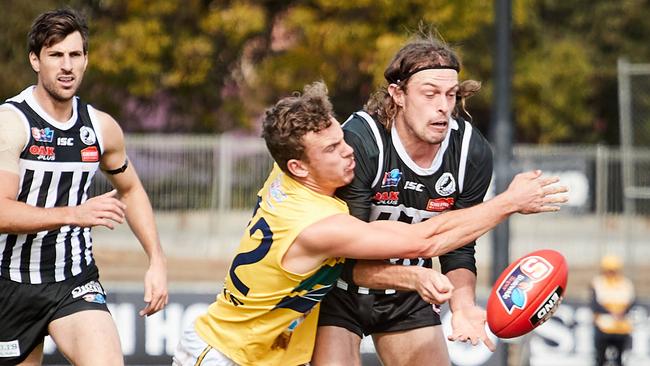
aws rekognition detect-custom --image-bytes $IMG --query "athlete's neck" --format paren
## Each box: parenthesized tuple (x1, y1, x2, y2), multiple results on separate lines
(297, 176, 336, 197)
(32, 85, 74, 122)
(394, 119, 442, 168)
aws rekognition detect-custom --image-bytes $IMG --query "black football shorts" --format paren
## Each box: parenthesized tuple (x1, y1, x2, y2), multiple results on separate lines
(0, 265, 109, 365)
(318, 284, 441, 337)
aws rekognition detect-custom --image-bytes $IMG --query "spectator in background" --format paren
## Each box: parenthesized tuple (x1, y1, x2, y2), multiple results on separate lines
(590, 254, 635, 366)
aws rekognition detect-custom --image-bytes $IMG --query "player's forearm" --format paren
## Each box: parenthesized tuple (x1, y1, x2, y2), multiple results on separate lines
(0, 199, 75, 234)
(352, 260, 423, 291)
(121, 185, 165, 263)
(419, 193, 517, 257)
(447, 268, 477, 311)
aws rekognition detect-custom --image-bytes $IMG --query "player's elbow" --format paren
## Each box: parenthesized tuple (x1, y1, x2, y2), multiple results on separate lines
(419, 232, 461, 258)
(407, 231, 445, 258)
(392, 224, 454, 258)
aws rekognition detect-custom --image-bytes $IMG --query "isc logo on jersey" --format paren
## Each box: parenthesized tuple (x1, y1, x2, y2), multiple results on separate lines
(57, 137, 74, 146)
(496, 256, 553, 314)
(404, 181, 424, 192)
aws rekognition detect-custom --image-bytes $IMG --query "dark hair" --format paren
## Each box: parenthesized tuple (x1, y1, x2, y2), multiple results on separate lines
(365, 34, 481, 129)
(28, 8, 89, 57)
(383, 39, 461, 85)
(262, 81, 335, 175)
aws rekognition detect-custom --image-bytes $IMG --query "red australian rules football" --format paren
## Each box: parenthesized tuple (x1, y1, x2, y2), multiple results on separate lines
(486, 249, 568, 338)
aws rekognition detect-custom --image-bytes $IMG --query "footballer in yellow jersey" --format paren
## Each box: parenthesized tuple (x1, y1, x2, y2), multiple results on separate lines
(173, 81, 567, 366)
(194, 164, 348, 365)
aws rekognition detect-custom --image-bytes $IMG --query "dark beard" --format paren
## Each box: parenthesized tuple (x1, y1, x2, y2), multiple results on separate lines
(42, 78, 78, 103)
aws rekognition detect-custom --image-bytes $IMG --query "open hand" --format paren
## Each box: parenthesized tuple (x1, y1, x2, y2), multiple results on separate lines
(139, 259, 169, 316)
(506, 170, 568, 214)
(448, 305, 496, 352)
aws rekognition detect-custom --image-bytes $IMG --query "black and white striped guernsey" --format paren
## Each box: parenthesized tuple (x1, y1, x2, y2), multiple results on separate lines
(335, 111, 493, 293)
(0, 86, 104, 284)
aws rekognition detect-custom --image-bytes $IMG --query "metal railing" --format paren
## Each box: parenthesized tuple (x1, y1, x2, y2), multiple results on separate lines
(93, 133, 273, 212)
(91, 135, 650, 273)
(94, 135, 648, 216)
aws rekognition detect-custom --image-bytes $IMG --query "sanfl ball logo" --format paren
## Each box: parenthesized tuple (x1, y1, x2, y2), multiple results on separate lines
(496, 256, 553, 314)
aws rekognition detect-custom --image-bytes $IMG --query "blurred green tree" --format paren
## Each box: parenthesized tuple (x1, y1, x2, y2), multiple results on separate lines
(2, 0, 650, 143)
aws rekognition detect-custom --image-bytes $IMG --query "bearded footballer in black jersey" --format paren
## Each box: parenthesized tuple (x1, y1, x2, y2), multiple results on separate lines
(314, 36, 495, 366)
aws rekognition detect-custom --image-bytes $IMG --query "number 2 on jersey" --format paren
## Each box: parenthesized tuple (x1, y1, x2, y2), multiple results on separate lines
(229, 216, 273, 296)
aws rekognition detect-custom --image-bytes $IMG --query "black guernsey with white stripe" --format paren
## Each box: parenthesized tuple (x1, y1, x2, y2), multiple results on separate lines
(0, 87, 103, 284)
(337, 111, 493, 290)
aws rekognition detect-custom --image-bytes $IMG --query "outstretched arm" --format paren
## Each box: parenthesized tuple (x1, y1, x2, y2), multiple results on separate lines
(291, 170, 567, 272)
(417, 170, 565, 257)
(97, 109, 168, 316)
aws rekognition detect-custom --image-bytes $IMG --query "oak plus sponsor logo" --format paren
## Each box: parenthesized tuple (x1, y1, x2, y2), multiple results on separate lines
(31, 127, 54, 143)
(79, 126, 96, 145)
(80, 146, 99, 162)
(373, 191, 399, 205)
(29, 145, 55, 161)
(435, 172, 456, 196)
(426, 197, 455, 212)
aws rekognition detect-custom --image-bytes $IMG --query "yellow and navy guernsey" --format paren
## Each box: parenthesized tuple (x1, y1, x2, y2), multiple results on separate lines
(195, 164, 348, 366)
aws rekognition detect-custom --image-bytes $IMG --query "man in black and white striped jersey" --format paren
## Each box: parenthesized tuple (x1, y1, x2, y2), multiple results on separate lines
(314, 35, 497, 366)
(0, 8, 168, 366)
